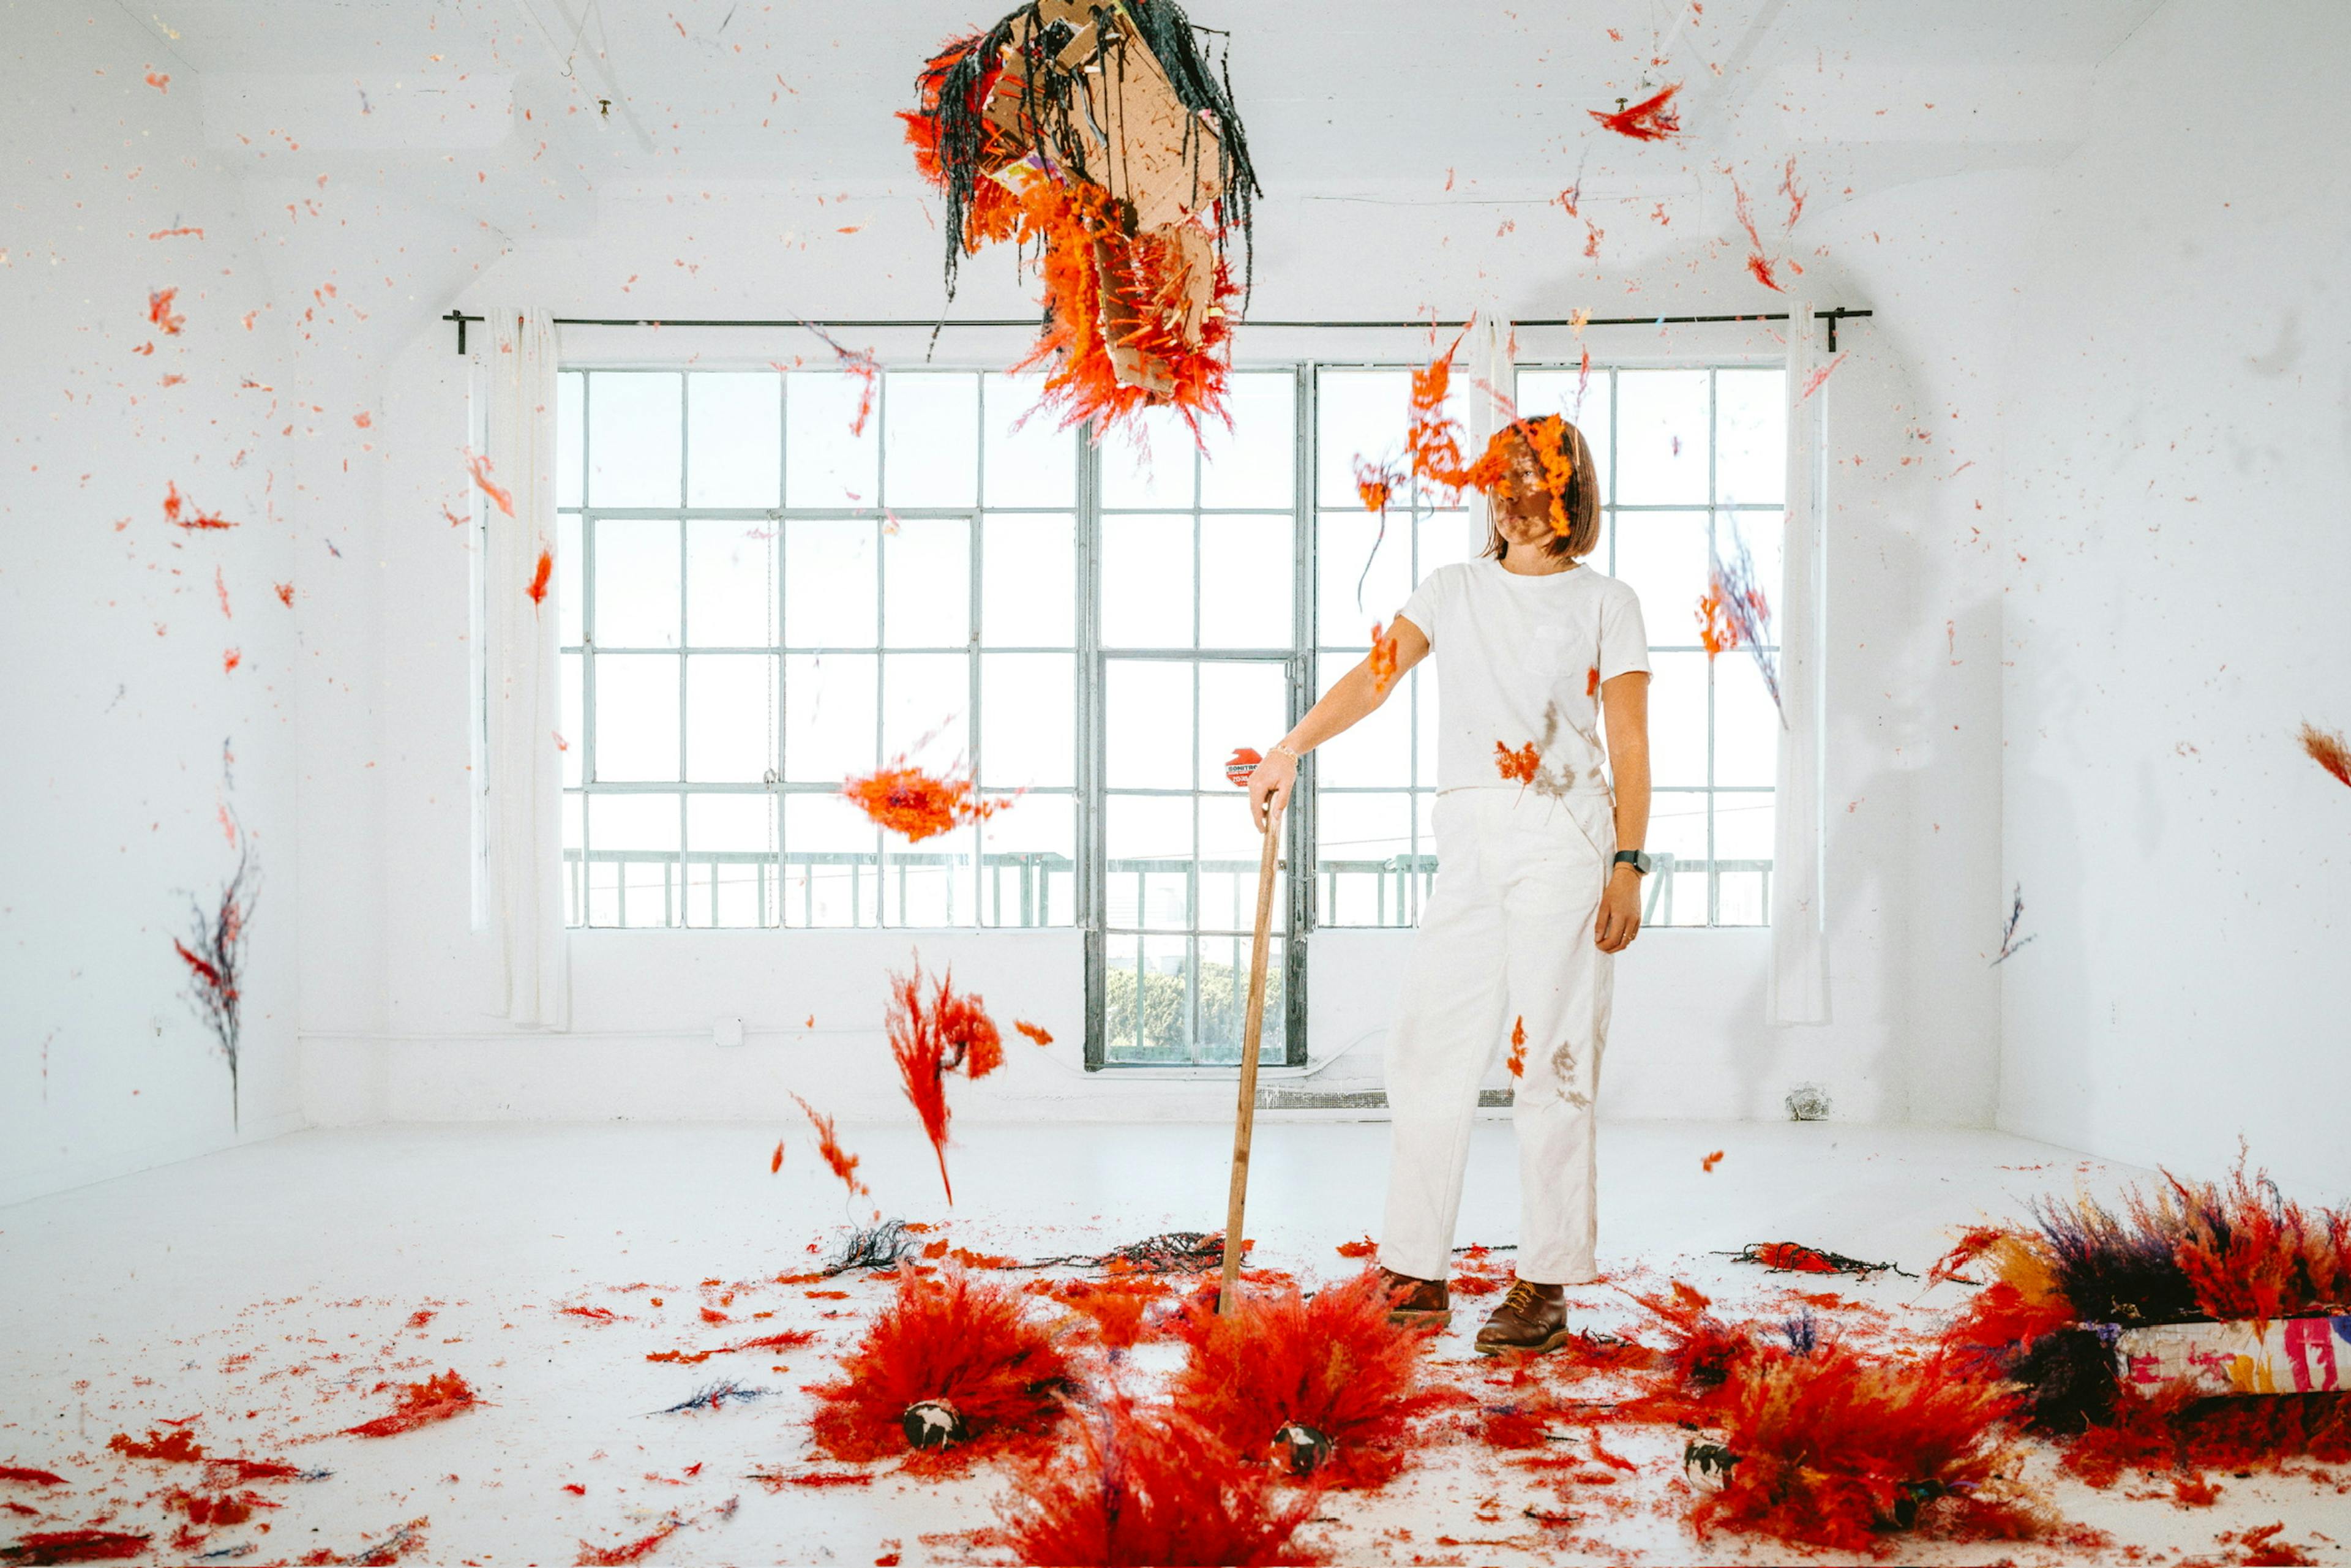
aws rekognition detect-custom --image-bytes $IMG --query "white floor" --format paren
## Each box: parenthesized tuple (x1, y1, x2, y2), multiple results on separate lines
(2, 1119, 2342, 1565)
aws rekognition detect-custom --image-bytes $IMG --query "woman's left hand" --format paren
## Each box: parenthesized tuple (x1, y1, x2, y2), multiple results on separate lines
(1595, 867, 1643, 952)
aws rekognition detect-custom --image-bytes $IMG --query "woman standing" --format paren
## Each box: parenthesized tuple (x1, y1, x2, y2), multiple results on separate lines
(1245, 413, 1652, 1354)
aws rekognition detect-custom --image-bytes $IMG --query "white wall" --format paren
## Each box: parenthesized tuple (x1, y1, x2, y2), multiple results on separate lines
(0, 10, 305, 1205)
(1996, 0, 2351, 1197)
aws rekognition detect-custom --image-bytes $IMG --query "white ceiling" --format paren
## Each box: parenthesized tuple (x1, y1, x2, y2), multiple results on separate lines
(122, 0, 2170, 191)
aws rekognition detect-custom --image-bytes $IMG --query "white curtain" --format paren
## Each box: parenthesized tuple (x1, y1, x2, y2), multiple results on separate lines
(1769, 302, 1830, 1024)
(482, 307, 571, 1030)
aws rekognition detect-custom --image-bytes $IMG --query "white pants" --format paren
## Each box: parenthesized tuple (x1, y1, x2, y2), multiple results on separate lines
(1377, 785, 1617, 1285)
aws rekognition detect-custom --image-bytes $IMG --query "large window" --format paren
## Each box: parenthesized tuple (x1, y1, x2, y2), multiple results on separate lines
(554, 354, 1783, 1060)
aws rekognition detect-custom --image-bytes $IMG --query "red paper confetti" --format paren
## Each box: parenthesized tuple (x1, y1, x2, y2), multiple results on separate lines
(793, 1093, 868, 1198)
(463, 448, 514, 517)
(1507, 1016, 1527, 1079)
(1353, 456, 1400, 516)
(1703, 1150, 1725, 1173)
(1335, 1236, 1378, 1258)
(887, 962, 1004, 1204)
(1013, 1020, 1053, 1046)
(841, 760, 1003, 842)
(1, 1528, 150, 1561)
(220, 647, 241, 673)
(341, 1370, 477, 1438)
(527, 550, 552, 609)
(1494, 740, 1540, 786)
(273, 582, 294, 607)
(770, 1141, 785, 1174)
(148, 287, 185, 335)
(2300, 721, 2351, 787)
(1589, 83, 1682, 141)
(804, 324, 881, 437)
(144, 70, 169, 91)
(163, 481, 234, 530)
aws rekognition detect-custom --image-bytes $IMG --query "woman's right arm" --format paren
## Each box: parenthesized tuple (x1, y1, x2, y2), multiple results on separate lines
(1245, 615, 1430, 828)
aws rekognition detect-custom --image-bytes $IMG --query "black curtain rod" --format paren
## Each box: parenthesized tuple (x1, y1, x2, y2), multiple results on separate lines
(442, 306, 1872, 354)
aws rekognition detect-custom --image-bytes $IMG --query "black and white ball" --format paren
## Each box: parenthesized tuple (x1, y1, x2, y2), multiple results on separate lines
(1682, 1435, 1738, 1490)
(1269, 1421, 1333, 1476)
(901, 1398, 967, 1450)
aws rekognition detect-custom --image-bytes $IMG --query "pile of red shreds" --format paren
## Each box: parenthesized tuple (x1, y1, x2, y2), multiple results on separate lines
(887, 962, 1005, 1204)
(1026, 1272, 1175, 1349)
(1166, 1270, 1447, 1489)
(1691, 1343, 2049, 1552)
(992, 1390, 1323, 1566)
(341, 1370, 478, 1438)
(808, 1269, 1074, 1474)
(841, 759, 1004, 844)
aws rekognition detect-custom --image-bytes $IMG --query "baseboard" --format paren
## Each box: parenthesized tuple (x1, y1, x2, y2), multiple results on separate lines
(0, 1107, 310, 1211)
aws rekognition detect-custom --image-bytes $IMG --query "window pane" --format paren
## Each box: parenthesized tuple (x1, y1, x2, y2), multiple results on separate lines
(588, 372, 681, 508)
(1198, 795, 1284, 936)
(593, 517, 680, 649)
(1417, 509, 1476, 574)
(883, 516, 971, 648)
(882, 651, 969, 771)
(1318, 510, 1411, 645)
(557, 512, 584, 647)
(785, 517, 876, 648)
(593, 653, 680, 781)
(1612, 511, 1706, 647)
(883, 372, 978, 508)
(1316, 369, 1409, 508)
(1647, 792, 1709, 927)
(590, 792, 680, 850)
(557, 372, 584, 509)
(687, 792, 773, 853)
(884, 822, 975, 928)
(1197, 662, 1289, 793)
(1646, 650, 1708, 790)
(1714, 793, 1773, 863)
(1106, 660, 1191, 789)
(1101, 514, 1194, 648)
(784, 651, 876, 782)
(1715, 369, 1784, 506)
(685, 654, 776, 782)
(1614, 369, 1709, 506)
(983, 373, 1074, 507)
(1199, 371, 1294, 508)
(686, 519, 775, 648)
(981, 653, 1074, 789)
(1199, 514, 1292, 649)
(983, 513, 1074, 648)
(786, 371, 881, 506)
(1195, 930, 1284, 1066)
(784, 791, 879, 928)
(1106, 794, 1191, 929)
(686, 372, 781, 508)
(1311, 662, 1409, 787)
(1713, 653, 1780, 788)
(981, 792, 1073, 927)
(1315, 790, 1413, 926)
(1100, 404, 1197, 508)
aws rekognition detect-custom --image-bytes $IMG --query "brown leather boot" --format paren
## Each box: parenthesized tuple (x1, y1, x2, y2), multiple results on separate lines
(1475, 1278, 1569, 1355)
(1376, 1266, 1451, 1330)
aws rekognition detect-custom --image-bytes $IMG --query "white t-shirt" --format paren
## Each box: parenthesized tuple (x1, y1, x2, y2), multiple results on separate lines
(1397, 557, 1650, 795)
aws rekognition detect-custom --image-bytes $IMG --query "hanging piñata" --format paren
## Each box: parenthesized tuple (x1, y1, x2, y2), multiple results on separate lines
(901, 0, 1261, 440)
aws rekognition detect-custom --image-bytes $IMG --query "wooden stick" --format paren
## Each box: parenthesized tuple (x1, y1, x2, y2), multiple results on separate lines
(1218, 791, 1286, 1315)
